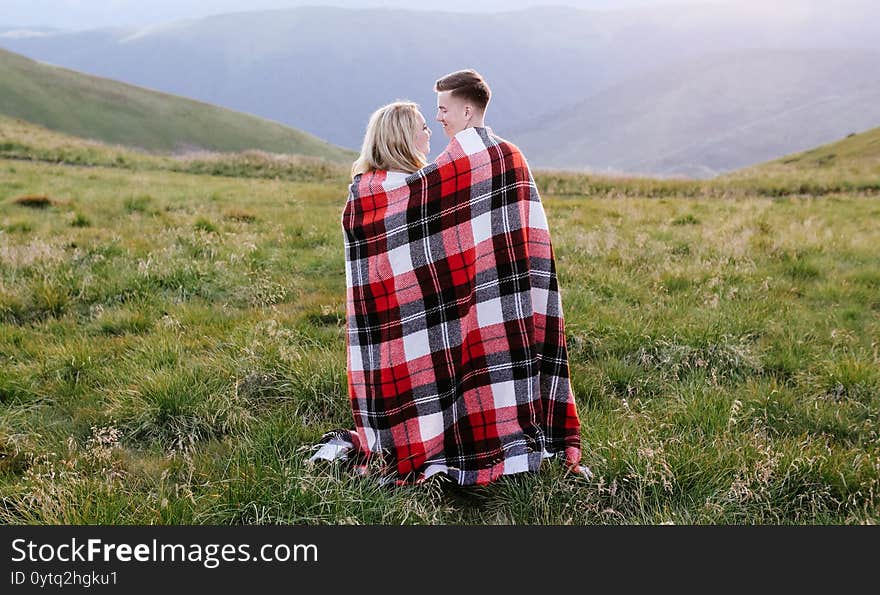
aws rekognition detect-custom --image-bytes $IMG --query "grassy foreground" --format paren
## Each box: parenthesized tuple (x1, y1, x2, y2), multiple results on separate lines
(0, 124, 878, 524)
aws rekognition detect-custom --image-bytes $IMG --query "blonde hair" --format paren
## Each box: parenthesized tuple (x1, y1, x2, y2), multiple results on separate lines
(351, 101, 427, 179)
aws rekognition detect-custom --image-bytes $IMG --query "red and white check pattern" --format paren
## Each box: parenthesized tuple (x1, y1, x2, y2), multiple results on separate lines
(309, 127, 587, 486)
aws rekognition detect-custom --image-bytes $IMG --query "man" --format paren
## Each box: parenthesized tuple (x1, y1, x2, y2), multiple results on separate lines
(424, 68, 590, 481)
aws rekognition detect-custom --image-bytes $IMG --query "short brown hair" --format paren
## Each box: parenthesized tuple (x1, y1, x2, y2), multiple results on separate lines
(434, 69, 491, 112)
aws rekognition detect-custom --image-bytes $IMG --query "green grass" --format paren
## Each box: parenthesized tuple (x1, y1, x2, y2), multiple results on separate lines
(535, 126, 880, 199)
(0, 48, 355, 162)
(0, 117, 351, 185)
(0, 125, 878, 525)
(722, 126, 880, 195)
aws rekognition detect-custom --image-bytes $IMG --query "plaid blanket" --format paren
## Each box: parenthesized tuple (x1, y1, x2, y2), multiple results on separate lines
(308, 127, 588, 486)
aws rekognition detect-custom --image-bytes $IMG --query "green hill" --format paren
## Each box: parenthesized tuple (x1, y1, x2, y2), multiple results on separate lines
(724, 126, 880, 194)
(0, 47, 354, 162)
(759, 126, 880, 174)
(0, 116, 350, 184)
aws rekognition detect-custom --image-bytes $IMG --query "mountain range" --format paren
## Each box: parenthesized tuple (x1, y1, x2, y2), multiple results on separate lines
(514, 48, 880, 177)
(1, 1, 878, 176)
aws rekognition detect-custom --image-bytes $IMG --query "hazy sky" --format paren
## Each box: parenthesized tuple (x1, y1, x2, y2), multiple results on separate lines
(1, 0, 728, 30)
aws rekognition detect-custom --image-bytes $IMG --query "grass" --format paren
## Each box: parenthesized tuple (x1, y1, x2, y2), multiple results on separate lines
(722, 126, 880, 196)
(0, 124, 878, 525)
(0, 117, 351, 185)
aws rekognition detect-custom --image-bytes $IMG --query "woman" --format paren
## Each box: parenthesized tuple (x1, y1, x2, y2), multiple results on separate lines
(308, 100, 588, 486)
(350, 101, 431, 179)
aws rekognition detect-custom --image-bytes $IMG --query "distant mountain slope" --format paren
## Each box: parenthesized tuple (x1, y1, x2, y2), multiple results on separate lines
(722, 125, 880, 191)
(762, 126, 880, 171)
(0, 115, 350, 184)
(512, 49, 880, 178)
(0, 7, 620, 149)
(0, 48, 354, 161)
(2, 2, 878, 154)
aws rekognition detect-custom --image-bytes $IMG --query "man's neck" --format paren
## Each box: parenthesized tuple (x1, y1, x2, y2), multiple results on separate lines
(457, 121, 486, 137)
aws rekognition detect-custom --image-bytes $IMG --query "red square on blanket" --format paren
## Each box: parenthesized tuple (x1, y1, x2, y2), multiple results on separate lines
(391, 424, 426, 470)
(393, 270, 422, 305)
(465, 406, 497, 443)
(368, 277, 398, 313)
(446, 248, 474, 288)
(476, 325, 513, 357)
(406, 358, 439, 389)
(438, 162, 459, 198)
(380, 362, 412, 397)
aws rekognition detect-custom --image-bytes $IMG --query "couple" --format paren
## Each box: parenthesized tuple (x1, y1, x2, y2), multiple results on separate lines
(309, 69, 590, 487)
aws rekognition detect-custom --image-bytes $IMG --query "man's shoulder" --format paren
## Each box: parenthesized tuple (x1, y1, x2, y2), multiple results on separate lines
(442, 127, 531, 167)
(487, 130, 525, 157)
(485, 131, 534, 172)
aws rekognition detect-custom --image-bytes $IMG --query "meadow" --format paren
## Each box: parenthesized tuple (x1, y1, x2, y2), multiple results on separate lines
(1, 120, 878, 524)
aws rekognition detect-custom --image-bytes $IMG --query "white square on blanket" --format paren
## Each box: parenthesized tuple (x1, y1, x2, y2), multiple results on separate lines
(476, 297, 504, 328)
(362, 425, 378, 450)
(388, 244, 414, 275)
(382, 171, 409, 191)
(348, 342, 364, 371)
(457, 128, 486, 157)
(471, 211, 492, 246)
(403, 328, 431, 361)
(491, 380, 518, 409)
(504, 453, 529, 474)
(531, 286, 549, 316)
(418, 411, 444, 441)
(529, 199, 549, 230)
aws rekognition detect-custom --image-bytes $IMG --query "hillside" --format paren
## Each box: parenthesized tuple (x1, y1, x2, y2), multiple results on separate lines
(757, 126, 880, 174)
(721, 125, 880, 191)
(4, 114, 878, 200)
(0, 48, 354, 162)
(0, 116, 350, 184)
